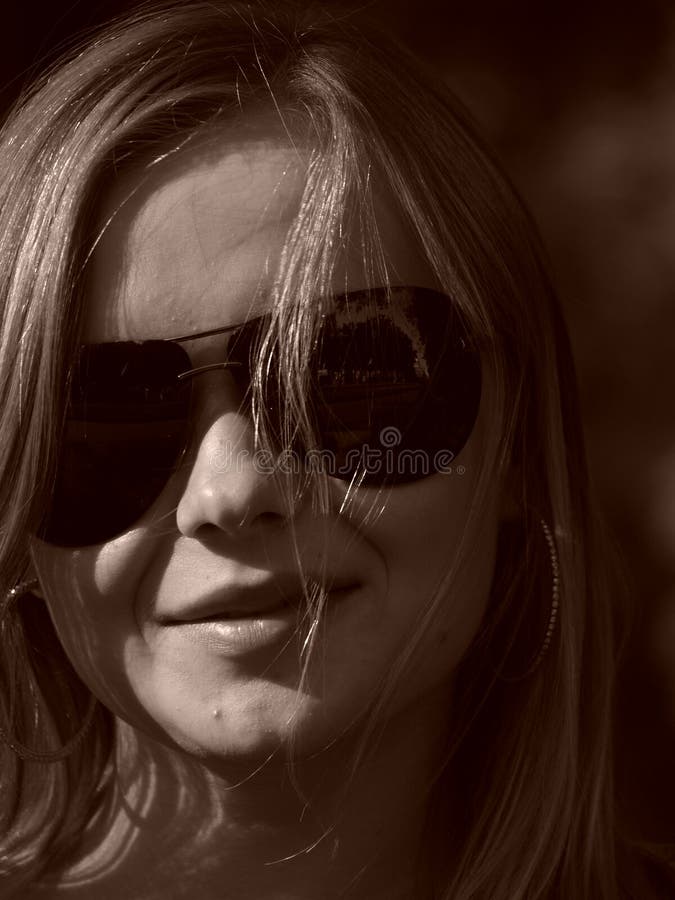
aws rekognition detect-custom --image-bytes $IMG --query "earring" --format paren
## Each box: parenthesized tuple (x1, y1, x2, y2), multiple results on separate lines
(531, 518, 560, 670)
(0, 578, 98, 763)
(496, 517, 560, 681)
(3, 578, 39, 605)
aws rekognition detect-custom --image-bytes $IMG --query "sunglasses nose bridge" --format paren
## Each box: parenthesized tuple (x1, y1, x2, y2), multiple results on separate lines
(175, 410, 293, 539)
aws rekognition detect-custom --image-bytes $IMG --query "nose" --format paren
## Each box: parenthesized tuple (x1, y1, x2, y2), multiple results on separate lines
(175, 409, 292, 539)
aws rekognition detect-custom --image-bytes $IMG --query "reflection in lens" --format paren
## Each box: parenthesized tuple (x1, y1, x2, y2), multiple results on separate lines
(313, 288, 481, 483)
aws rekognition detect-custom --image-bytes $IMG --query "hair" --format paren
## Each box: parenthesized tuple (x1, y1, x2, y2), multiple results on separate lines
(0, 1, 626, 897)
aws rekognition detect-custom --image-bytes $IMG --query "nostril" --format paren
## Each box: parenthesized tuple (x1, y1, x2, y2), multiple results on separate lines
(253, 511, 287, 529)
(191, 510, 287, 545)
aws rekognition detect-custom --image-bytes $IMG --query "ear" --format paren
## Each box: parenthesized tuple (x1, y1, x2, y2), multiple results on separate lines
(30, 582, 46, 601)
(23, 554, 46, 601)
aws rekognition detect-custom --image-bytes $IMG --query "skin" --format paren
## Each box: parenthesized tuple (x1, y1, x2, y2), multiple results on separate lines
(28, 109, 503, 899)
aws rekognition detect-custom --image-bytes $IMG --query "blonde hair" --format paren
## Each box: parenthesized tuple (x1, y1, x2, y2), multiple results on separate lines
(0, 2, 621, 896)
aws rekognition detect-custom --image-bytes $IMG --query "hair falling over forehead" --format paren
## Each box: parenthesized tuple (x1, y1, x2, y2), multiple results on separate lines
(0, 2, 622, 897)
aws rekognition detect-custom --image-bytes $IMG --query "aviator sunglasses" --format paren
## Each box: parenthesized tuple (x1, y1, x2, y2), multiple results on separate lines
(39, 286, 482, 547)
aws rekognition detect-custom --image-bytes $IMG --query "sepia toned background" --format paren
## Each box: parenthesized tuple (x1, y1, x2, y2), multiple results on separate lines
(5, 0, 674, 843)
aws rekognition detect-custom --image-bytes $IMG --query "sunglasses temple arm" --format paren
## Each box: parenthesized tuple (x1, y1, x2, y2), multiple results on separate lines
(177, 362, 243, 381)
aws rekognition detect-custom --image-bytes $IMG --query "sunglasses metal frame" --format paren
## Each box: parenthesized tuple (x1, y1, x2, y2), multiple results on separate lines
(39, 287, 482, 547)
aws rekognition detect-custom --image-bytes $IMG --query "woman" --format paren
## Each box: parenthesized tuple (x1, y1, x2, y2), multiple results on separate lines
(0, 1, 645, 896)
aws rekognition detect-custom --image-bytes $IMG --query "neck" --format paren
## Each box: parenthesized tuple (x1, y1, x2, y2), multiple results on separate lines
(54, 692, 451, 900)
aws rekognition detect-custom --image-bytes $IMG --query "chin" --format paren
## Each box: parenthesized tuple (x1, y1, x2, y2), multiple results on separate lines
(134, 684, 353, 767)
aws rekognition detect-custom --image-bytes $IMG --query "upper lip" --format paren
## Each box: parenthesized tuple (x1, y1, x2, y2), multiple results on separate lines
(156, 572, 359, 624)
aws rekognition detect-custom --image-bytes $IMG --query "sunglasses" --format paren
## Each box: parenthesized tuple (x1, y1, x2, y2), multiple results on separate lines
(39, 287, 481, 547)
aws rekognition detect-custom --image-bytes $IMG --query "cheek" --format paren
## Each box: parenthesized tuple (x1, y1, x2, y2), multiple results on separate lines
(342, 470, 498, 702)
(29, 537, 153, 721)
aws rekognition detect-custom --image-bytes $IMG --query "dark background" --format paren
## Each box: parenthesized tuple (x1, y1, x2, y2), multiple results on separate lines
(5, 0, 675, 842)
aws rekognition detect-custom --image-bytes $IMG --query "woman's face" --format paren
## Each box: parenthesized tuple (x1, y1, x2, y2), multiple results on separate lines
(31, 111, 502, 762)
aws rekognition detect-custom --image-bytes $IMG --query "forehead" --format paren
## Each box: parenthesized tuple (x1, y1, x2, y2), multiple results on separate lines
(85, 108, 438, 342)
(85, 110, 306, 341)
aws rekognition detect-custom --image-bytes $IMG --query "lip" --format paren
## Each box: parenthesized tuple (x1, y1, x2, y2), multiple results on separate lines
(156, 574, 303, 625)
(154, 575, 361, 656)
(170, 608, 301, 655)
(155, 573, 359, 625)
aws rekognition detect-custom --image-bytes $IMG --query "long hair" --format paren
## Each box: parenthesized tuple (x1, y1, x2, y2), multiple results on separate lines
(0, 2, 620, 896)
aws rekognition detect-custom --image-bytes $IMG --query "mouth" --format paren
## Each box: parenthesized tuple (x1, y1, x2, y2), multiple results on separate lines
(154, 578, 361, 654)
(159, 575, 360, 623)
(180, 608, 285, 623)
(166, 595, 293, 625)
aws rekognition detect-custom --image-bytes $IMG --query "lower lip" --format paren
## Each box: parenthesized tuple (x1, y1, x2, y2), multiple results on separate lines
(163, 588, 358, 656)
(166, 608, 297, 655)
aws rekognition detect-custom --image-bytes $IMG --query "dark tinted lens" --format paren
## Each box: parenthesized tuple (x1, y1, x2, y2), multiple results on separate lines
(40, 341, 192, 547)
(312, 287, 481, 483)
(41, 288, 480, 546)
